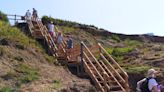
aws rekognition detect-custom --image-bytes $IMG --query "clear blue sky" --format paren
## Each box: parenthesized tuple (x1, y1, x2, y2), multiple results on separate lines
(1, 0, 164, 36)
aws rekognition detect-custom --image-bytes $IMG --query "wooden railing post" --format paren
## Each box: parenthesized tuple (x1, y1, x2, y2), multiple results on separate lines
(80, 42, 84, 74)
(125, 76, 130, 92)
(14, 14, 16, 24)
(98, 43, 102, 56)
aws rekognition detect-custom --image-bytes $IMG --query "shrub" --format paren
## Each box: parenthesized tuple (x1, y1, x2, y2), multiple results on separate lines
(124, 39, 141, 47)
(105, 47, 113, 54)
(60, 26, 75, 33)
(104, 47, 133, 62)
(111, 34, 120, 42)
(112, 56, 124, 62)
(112, 47, 133, 57)
(0, 21, 39, 49)
(0, 11, 8, 23)
(44, 54, 56, 63)
(123, 65, 150, 73)
(0, 86, 14, 92)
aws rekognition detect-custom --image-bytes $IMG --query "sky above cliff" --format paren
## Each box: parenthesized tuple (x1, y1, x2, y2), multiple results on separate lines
(0, 0, 164, 36)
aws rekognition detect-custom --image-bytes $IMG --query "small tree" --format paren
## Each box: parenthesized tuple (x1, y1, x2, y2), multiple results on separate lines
(0, 11, 8, 23)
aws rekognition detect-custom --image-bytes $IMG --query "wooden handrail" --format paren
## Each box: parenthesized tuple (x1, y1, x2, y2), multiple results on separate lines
(81, 42, 111, 91)
(98, 43, 129, 91)
(100, 53, 126, 92)
(28, 19, 58, 57)
(40, 23, 58, 51)
(81, 42, 99, 63)
(83, 52, 107, 91)
(26, 20, 34, 33)
(82, 59, 104, 91)
(98, 43, 128, 77)
(99, 53, 126, 83)
(7, 14, 22, 17)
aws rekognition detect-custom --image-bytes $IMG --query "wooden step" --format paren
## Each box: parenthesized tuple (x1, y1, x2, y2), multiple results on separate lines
(107, 81, 118, 85)
(57, 57, 66, 60)
(110, 85, 122, 91)
(32, 32, 44, 39)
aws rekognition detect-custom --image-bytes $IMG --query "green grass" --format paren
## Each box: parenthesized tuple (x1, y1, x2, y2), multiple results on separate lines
(0, 21, 43, 50)
(112, 56, 124, 62)
(60, 26, 76, 34)
(53, 79, 62, 90)
(0, 20, 58, 64)
(123, 65, 151, 73)
(16, 64, 39, 84)
(44, 53, 56, 63)
(105, 47, 113, 54)
(124, 39, 141, 47)
(111, 34, 121, 42)
(105, 47, 133, 62)
(0, 86, 14, 92)
(112, 47, 133, 57)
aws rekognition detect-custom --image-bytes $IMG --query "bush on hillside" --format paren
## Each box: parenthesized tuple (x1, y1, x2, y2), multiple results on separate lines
(41, 16, 99, 30)
(0, 11, 8, 23)
(60, 26, 75, 33)
(42, 16, 77, 27)
(123, 65, 150, 73)
(112, 47, 133, 57)
(124, 39, 141, 47)
(0, 86, 14, 92)
(0, 21, 37, 48)
(111, 34, 121, 42)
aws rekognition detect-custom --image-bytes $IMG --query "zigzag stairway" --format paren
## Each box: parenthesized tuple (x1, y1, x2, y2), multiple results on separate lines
(25, 18, 130, 92)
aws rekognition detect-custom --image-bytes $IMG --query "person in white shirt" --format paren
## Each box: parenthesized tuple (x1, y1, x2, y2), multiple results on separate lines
(25, 10, 31, 20)
(48, 21, 56, 38)
(136, 69, 161, 92)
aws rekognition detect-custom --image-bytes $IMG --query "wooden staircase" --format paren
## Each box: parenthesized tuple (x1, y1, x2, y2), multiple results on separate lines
(81, 42, 129, 92)
(26, 19, 58, 57)
(26, 19, 130, 92)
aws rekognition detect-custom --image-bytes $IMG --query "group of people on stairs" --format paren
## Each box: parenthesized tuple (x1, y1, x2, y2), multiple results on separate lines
(25, 8, 38, 21)
(25, 9, 73, 56)
(47, 21, 73, 54)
